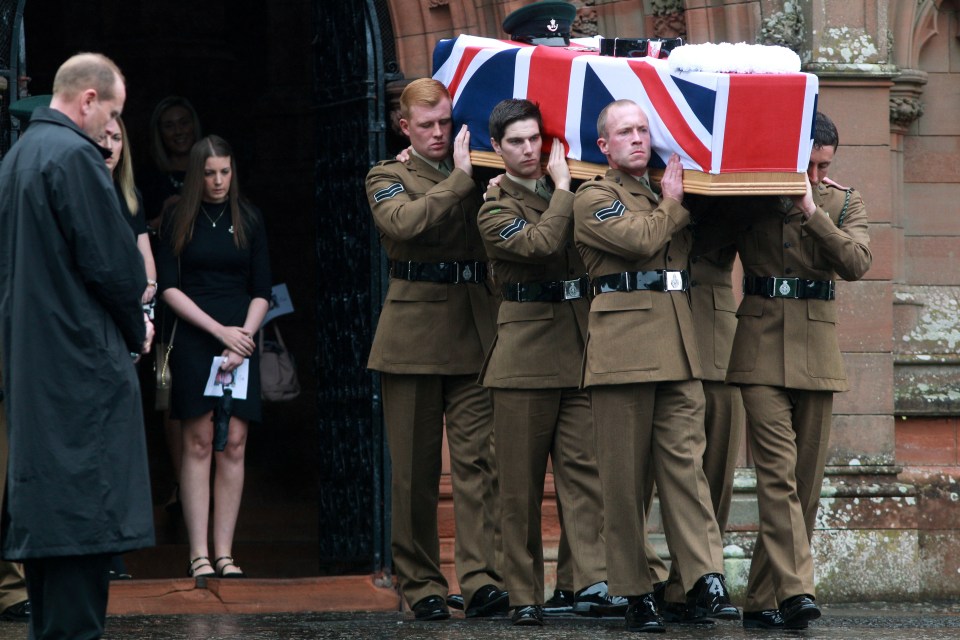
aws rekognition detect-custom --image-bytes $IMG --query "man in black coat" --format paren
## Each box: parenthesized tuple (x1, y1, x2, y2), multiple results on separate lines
(0, 53, 154, 639)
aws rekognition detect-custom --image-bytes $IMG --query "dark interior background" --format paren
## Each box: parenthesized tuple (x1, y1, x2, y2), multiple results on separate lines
(22, 0, 321, 578)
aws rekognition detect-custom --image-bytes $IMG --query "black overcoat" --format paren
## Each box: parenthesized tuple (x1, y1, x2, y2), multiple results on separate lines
(0, 107, 155, 559)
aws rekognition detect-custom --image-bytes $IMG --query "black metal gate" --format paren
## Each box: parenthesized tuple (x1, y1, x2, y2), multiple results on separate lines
(0, 0, 25, 157)
(311, 0, 397, 576)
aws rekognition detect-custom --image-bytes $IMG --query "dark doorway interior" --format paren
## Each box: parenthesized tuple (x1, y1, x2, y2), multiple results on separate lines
(22, 0, 320, 578)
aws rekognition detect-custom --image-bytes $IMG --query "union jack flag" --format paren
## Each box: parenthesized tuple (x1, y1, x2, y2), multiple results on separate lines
(432, 35, 819, 174)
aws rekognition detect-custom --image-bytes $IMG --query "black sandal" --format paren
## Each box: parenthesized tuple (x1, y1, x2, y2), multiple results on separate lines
(214, 556, 246, 578)
(188, 556, 214, 578)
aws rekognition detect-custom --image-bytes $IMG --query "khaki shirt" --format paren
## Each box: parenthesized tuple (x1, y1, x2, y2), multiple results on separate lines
(477, 175, 587, 389)
(573, 169, 702, 387)
(365, 156, 498, 374)
(698, 183, 871, 391)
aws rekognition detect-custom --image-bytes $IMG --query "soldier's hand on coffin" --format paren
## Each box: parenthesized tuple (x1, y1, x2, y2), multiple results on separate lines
(661, 153, 684, 203)
(487, 173, 504, 190)
(546, 138, 571, 192)
(453, 124, 472, 176)
(395, 145, 412, 163)
(791, 173, 816, 220)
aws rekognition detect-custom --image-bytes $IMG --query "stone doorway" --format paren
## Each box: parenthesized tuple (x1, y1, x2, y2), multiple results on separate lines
(15, 0, 393, 581)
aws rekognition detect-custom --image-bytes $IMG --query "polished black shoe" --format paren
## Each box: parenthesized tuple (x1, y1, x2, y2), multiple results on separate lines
(412, 595, 450, 621)
(651, 580, 667, 608)
(742, 609, 785, 629)
(660, 599, 713, 625)
(779, 594, 820, 629)
(543, 589, 575, 616)
(686, 573, 740, 620)
(465, 584, 509, 618)
(0, 600, 30, 623)
(625, 593, 666, 633)
(573, 581, 629, 617)
(446, 593, 464, 611)
(511, 605, 544, 626)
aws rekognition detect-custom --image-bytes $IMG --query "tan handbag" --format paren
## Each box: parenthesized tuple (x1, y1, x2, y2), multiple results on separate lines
(259, 323, 300, 402)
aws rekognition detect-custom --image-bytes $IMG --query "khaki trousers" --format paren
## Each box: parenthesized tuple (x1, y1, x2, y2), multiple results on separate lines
(592, 380, 723, 596)
(380, 373, 501, 607)
(663, 379, 744, 602)
(493, 388, 605, 605)
(740, 385, 833, 611)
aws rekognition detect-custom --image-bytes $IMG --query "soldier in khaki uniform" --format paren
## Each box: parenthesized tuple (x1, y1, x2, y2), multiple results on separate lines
(657, 245, 745, 621)
(476, 99, 618, 626)
(698, 112, 871, 630)
(364, 78, 506, 621)
(573, 99, 737, 633)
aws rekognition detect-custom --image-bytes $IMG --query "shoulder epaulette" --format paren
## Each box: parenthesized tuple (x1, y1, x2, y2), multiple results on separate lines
(484, 185, 502, 202)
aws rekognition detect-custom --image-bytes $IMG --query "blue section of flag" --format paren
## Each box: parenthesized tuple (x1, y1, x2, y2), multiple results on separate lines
(672, 75, 715, 134)
(579, 65, 615, 165)
(432, 39, 455, 75)
(454, 48, 521, 153)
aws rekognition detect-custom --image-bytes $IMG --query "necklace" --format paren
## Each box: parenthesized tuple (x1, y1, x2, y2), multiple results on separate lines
(201, 203, 228, 228)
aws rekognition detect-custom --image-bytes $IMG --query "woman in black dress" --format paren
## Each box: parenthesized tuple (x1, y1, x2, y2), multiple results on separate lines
(156, 135, 271, 578)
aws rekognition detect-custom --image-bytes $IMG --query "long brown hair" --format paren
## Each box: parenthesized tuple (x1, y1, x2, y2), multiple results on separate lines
(113, 115, 139, 216)
(167, 135, 250, 255)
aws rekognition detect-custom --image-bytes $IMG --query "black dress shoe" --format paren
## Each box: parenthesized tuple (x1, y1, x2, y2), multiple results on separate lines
(465, 584, 509, 618)
(511, 605, 544, 626)
(543, 589, 575, 616)
(686, 573, 740, 620)
(573, 580, 629, 617)
(446, 593, 464, 610)
(411, 595, 450, 621)
(742, 609, 785, 629)
(779, 594, 820, 629)
(660, 599, 714, 625)
(0, 600, 30, 623)
(625, 593, 666, 633)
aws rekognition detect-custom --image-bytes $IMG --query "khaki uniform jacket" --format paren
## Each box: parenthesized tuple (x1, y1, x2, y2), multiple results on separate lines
(476, 175, 588, 389)
(704, 183, 871, 391)
(690, 246, 738, 382)
(365, 156, 498, 375)
(573, 169, 702, 387)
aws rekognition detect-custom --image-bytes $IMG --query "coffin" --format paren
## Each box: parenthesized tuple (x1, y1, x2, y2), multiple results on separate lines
(432, 35, 819, 194)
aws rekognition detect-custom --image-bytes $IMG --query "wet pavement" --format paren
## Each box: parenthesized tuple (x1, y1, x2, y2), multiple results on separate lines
(3, 602, 960, 639)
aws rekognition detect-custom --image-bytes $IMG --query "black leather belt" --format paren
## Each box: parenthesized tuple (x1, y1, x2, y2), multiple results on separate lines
(389, 260, 487, 284)
(743, 276, 835, 300)
(503, 275, 589, 302)
(591, 270, 689, 296)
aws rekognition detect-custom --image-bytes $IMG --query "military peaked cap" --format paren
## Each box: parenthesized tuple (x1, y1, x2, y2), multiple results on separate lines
(503, 0, 577, 47)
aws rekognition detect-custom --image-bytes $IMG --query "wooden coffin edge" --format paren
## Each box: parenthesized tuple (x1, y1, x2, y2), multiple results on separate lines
(470, 151, 806, 195)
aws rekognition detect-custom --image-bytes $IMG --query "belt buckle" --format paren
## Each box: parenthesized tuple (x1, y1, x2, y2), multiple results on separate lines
(772, 277, 799, 298)
(663, 270, 684, 292)
(562, 278, 581, 300)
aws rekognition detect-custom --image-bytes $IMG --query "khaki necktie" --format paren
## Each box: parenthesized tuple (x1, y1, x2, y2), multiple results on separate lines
(535, 178, 553, 201)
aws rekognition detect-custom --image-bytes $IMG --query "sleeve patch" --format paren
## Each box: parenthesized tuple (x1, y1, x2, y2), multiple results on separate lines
(499, 218, 527, 239)
(374, 183, 404, 202)
(594, 199, 625, 221)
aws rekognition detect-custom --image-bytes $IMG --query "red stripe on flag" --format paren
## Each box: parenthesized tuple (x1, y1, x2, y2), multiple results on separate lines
(447, 47, 484, 100)
(721, 74, 807, 172)
(628, 62, 712, 170)
(525, 47, 576, 154)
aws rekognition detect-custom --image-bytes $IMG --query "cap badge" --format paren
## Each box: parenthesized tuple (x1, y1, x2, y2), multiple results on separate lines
(547, 18, 559, 32)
